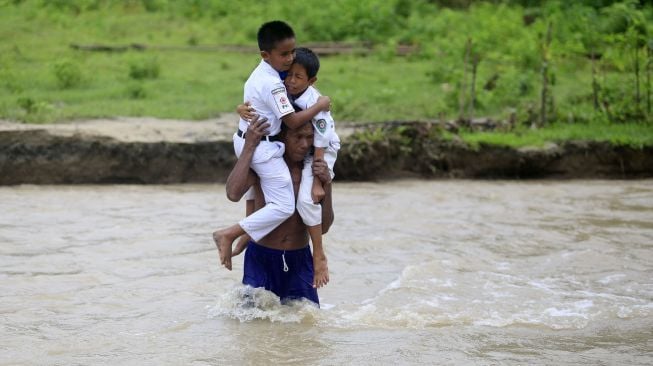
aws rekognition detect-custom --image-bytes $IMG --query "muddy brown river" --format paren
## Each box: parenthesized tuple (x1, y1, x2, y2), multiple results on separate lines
(1, 180, 652, 365)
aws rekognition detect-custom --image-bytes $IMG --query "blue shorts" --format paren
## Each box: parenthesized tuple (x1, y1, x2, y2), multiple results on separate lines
(242, 240, 319, 306)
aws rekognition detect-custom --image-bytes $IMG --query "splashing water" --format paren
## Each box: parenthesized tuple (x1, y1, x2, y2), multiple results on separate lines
(207, 285, 321, 324)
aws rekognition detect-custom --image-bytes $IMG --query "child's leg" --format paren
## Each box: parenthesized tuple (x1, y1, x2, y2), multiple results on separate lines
(308, 224, 329, 288)
(233, 198, 255, 257)
(240, 148, 295, 241)
(212, 224, 245, 271)
(311, 147, 326, 203)
(311, 175, 326, 204)
(311, 147, 339, 287)
(297, 156, 329, 288)
(215, 140, 294, 270)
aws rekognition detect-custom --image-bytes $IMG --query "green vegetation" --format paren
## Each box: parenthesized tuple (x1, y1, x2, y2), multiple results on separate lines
(457, 121, 653, 148)
(0, 0, 651, 147)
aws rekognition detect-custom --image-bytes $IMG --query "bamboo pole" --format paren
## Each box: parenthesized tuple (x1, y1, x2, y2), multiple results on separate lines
(635, 43, 641, 111)
(592, 47, 599, 111)
(540, 22, 553, 127)
(459, 38, 471, 123)
(470, 52, 479, 122)
(646, 43, 651, 115)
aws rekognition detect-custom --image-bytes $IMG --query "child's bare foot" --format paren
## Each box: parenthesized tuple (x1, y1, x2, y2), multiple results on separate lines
(212, 230, 233, 270)
(313, 254, 329, 288)
(311, 184, 326, 204)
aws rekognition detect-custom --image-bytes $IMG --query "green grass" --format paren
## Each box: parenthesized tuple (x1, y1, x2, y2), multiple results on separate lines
(459, 121, 653, 149)
(0, 0, 652, 148)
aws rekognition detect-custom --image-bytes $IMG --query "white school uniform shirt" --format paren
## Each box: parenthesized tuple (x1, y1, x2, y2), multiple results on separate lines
(293, 85, 340, 150)
(238, 60, 294, 137)
(233, 60, 296, 241)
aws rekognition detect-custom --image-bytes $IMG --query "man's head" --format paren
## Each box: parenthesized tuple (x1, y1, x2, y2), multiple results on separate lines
(285, 47, 319, 97)
(258, 20, 296, 72)
(280, 122, 314, 164)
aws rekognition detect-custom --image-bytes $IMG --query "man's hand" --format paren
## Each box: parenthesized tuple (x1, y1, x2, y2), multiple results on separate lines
(312, 158, 332, 185)
(237, 101, 257, 122)
(243, 114, 269, 148)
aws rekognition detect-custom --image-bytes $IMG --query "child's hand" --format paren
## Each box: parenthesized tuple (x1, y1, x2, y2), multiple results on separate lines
(316, 96, 331, 112)
(237, 101, 257, 122)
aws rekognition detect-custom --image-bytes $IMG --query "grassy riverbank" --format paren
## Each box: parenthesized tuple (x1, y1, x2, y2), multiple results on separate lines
(457, 120, 653, 148)
(1, 0, 652, 147)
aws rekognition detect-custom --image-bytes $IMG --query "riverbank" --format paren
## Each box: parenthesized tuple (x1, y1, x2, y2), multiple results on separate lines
(0, 118, 651, 185)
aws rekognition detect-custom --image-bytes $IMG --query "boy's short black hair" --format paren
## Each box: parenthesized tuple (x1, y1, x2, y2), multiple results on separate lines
(257, 21, 295, 52)
(293, 47, 320, 79)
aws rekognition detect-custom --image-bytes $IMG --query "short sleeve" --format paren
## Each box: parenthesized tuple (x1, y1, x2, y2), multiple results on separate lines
(265, 82, 294, 120)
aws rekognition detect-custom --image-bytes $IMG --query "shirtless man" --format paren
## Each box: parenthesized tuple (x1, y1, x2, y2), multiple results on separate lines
(218, 115, 334, 306)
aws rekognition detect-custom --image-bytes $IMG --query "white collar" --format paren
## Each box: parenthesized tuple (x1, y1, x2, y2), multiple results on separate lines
(258, 60, 280, 78)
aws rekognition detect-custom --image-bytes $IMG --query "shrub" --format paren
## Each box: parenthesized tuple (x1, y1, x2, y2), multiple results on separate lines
(126, 83, 147, 99)
(53, 60, 82, 89)
(16, 96, 55, 123)
(128, 57, 160, 80)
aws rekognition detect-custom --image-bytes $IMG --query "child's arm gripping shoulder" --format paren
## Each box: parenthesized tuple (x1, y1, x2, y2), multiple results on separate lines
(282, 95, 331, 129)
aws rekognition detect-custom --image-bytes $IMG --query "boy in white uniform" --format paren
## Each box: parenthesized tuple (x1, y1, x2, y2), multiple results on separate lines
(213, 21, 331, 271)
(237, 47, 339, 288)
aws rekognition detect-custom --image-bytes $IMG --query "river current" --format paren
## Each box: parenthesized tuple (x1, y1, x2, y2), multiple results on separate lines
(1, 180, 651, 365)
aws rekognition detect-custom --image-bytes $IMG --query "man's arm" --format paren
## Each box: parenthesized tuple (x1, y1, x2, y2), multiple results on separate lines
(232, 198, 256, 257)
(225, 115, 269, 202)
(282, 95, 331, 129)
(312, 157, 334, 233)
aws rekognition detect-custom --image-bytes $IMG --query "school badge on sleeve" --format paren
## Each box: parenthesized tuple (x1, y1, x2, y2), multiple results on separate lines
(315, 119, 327, 134)
(272, 87, 292, 114)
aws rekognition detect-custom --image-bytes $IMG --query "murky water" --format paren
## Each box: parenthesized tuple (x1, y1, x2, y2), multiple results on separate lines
(1, 180, 652, 365)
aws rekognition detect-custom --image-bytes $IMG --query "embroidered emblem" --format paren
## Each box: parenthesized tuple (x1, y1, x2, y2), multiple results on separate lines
(315, 119, 327, 134)
(272, 87, 291, 114)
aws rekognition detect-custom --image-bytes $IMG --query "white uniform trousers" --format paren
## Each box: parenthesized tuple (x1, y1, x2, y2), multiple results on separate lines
(233, 133, 295, 241)
(296, 147, 337, 227)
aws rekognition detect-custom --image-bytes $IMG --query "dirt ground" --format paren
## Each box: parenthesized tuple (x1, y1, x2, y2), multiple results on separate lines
(0, 114, 356, 143)
(1, 117, 650, 184)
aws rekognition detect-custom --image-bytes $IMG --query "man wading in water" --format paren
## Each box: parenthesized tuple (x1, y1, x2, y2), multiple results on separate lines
(218, 115, 334, 306)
